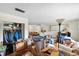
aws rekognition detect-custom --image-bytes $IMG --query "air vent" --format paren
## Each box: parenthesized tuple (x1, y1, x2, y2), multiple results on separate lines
(15, 8, 25, 13)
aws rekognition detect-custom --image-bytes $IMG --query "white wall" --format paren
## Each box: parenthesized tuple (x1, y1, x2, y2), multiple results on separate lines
(29, 25, 41, 33)
(0, 22, 3, 42)
(28, 24, 68, 34)
(68, 20, 79, 41)
(28, 24, 51, 33)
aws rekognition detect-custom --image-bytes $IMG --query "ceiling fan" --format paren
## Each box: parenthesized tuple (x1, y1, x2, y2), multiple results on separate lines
(15, 8, 25, 13)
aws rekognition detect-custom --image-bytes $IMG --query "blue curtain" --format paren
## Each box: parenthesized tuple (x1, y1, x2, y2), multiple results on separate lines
(8, 32, 14, 42)
(14, 30, 22, 40)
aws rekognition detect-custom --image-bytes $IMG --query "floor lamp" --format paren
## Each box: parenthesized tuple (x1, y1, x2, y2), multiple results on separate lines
(56, 19, 64, 43)
(56, 19, 64, 56)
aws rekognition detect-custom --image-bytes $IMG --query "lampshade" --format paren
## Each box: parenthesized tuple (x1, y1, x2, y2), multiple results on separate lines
(56, 19, 65, 24)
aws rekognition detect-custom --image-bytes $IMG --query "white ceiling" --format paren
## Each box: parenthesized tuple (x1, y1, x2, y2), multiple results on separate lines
(0, 3, 79, 24)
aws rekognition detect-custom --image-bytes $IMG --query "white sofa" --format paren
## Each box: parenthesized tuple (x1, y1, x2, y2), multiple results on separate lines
(59, 41, 79, 56)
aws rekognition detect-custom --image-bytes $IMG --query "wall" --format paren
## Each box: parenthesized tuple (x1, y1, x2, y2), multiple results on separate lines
(29, 25, 41, 33)
(0, 22, 3, 42)
(28, 24, 50, 33)
(68, 20, 79, 41)
(28, 24, 68, 35)
(50, 24, 66, 32)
